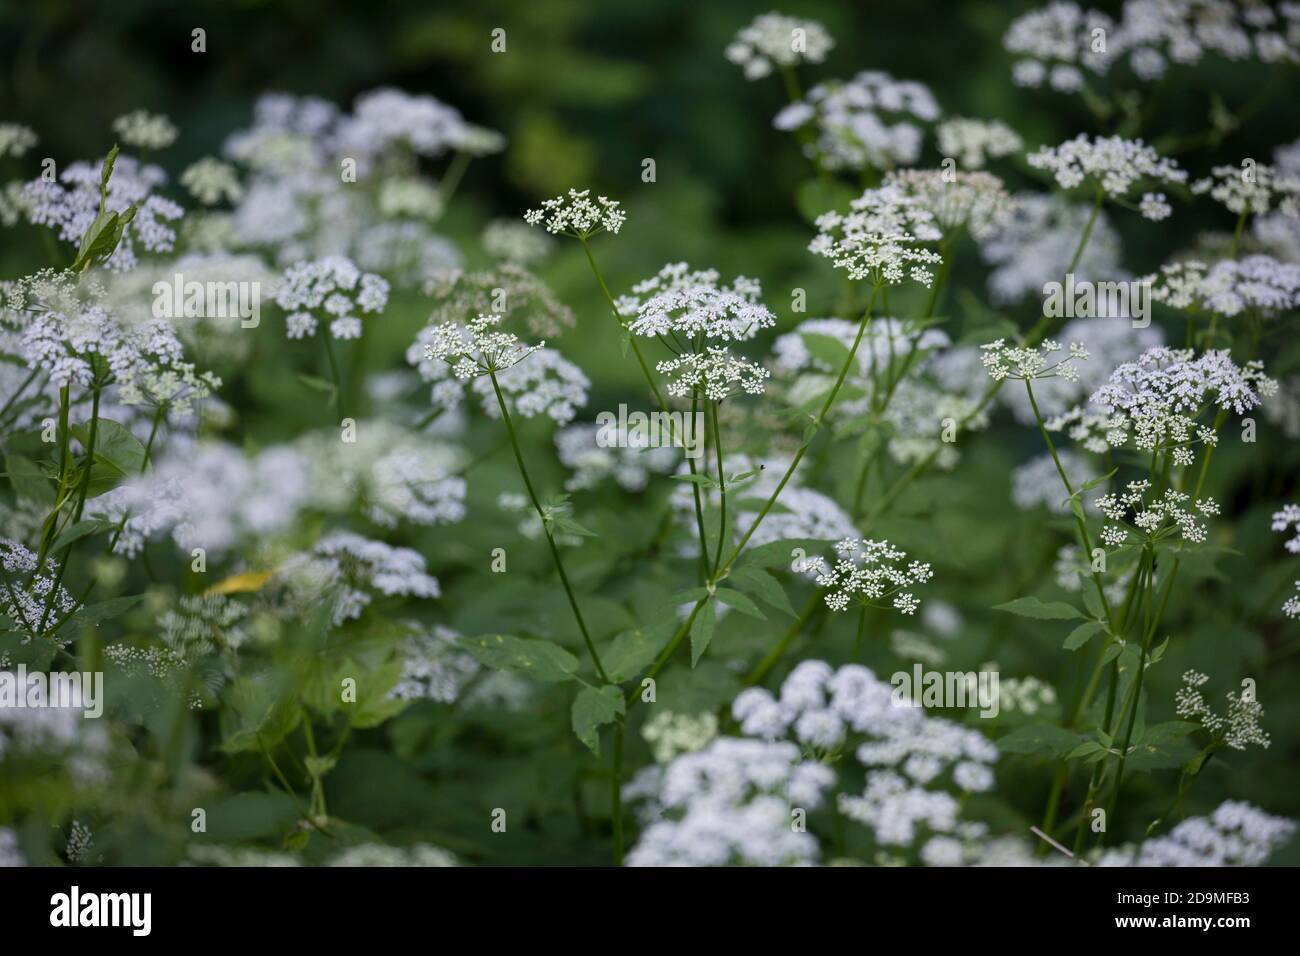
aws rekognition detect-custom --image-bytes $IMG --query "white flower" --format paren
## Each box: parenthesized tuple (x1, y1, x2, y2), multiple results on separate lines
(1139, 191, 1172, 220)
(884, 168, 1015, 240)
(1096, 481, 1216, 546)
(481, 219, 554, 264)
(936, 118, 1024, 169)
(725, 13, 834, 80)
(523, 188, 625, 237)
(112, 110, 178, 151)
(655, 347, 770, 401)
(469, 344, 590, 424)
(389, 624, 479, 704)
(809, 185, 944, 286)
(24, 154, 183, 271)
(1191, 163, 1300, 218)
(1096, 801, 1295, 867)
(273, 256, 388, 339)
(623, 263, 776, 342)
(777, 71, 940, 171)
(1145, 256, 1300, 317)
(180, 157, 243, 206)
(555, 422, 678, 492)
(0, 123, 37, 158)
(980, 338, 1087, 382)
(334, 87, 468, 160)
(1028, 134, 1187, 201)
(809, 538, 933, 614)
(0, 538, 77, 643)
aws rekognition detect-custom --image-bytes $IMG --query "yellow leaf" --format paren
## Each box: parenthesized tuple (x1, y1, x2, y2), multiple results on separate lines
(205, 569, 276, 595)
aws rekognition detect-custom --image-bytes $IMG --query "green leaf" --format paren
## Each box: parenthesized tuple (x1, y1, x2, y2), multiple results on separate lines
(714, 587, 766, 620)
(690, 600, 716, 667)
(604, 620, 675, 683)
(1100, 642, 1124, 666)
(735, 537, 831, 570)
(4, 453, 54, 505)
(72, 419, 147, 476)
(571, 685, 624, 755)
(1065, 741, 1107, 760)
(48, 519, 110, 555)
(729, 565, 795, 618)
(669, 473, 719, 489)
(297, 374, 339, 402)
(1081, 585, 1106, 623)
(800, 332, 854, 370)
(1127, 721, 1199, 771)
(55, 594, 144, 636)
(997, 722, 1083, 759)
(457, 634, 579, 682)
(1063, 620, 1105, 651)
(1077, 469, 1117, 494)
(993, 597, 1084, 620)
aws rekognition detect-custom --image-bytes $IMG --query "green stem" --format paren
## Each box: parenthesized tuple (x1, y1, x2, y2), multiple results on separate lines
(488, 370, 608, 683)
(709, 401, 726, 575)
(321, 333, 348, 422)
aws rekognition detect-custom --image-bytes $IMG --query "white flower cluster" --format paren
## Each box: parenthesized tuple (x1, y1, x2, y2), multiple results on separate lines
(422, 312, 542, 379)
(655, 347, 770, 401)
(1273, 504, 1300, 619)
(980, 338, 1089, 382)
(1006, 1, 1300, 91)
(389, 624, 479, 704)
(724, 12, 834, 80)
(427, 264, 574, 340)
(158, 594, 250, 660)
(936, 117, 1024, 169)
(523, 188, 625, 237)
(1003, 1, 1118, 91)
(621, 263, 775, 342)
(112, 110, 178, 151)
(807, 537, 933, 614)
(980, 193, 1128, 304)
(735, 662, 998, 854)
(1096, 801, 1295, 867)
(0, 123, 37, 158)
(481, 219, 554, 265)
(554, 422, 678, 492)
(1089, 347, 1276, 461)
(0, 538, 77, 643)
(1011, 450, 1098, 514)
(297, 421, 466, 527)
(809, 185, 944, 286)
(1192, 162, 1300, 218)
(91, 440, 308, 557)
(334, 87, 474, 161)
(1096, 480, 1218, 547)
(277, 532, 441, 627)
(883, 169, 1015, 240)
(1146, 255, 1300, 317)
(623, 737, 834, 866)
(274, 256, 389, 340)
(1028, 135, 1187, 213)
(1175, 670, 1271, 750)
(471, 346, 589, 425)
(640, 709, 719, 764)
(180, 157, 243, 206)
(774, 71, 941, 171)
(1004, 318, 1164, 426)
(24, 154, 184, 271)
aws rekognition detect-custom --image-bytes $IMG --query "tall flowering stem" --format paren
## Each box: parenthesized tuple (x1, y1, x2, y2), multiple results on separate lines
(487, 369, 609, 685)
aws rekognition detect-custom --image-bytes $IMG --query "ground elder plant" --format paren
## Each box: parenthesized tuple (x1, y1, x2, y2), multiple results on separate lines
(0, 2, 1297, 874)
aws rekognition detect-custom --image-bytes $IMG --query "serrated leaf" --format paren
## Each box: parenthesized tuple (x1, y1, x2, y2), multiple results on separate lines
(729, 565, 795, 618)
(571, 684, 624, 755)
(690, 600, 716, 667)
(1063, 620, 1105, 651)
(457, 633, 579, 682)
(714, 587, 766, 620)
(993, 596, 1083, 620)
(72, 419, 147, 476)
(604, 620, 675, 683)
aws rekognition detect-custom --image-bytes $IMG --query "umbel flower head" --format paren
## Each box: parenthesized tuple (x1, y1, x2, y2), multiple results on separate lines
(523, 188, 625, 238)
(807, 538, 934, 614)
(655, 347, 770, 401)
(274, 256, 389, 340)
(112, 110, 178, 151)
(724, 12, 834, 80)
(773, 71, 941, 172)
(1027, 134, 1187, 216)
(0, 538, 77, 644)
(425, 264, 574, 339)
(884, 168, 1015, 240)
(1192, 163, 1300, 219)
(1003, 2, 1118, 92)
(1089, 346, 1276, 463)
(423, 313, 543, 379)
(809, 185, 944, 286)
(936, 117, 1024, 170)
(980, 338, 1089, 382)
(1095, 480, 1218, 547)
(1145, 256, 1300, 318)
(620, 263, 776, 343)
(1175, 671, 1271, 751)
